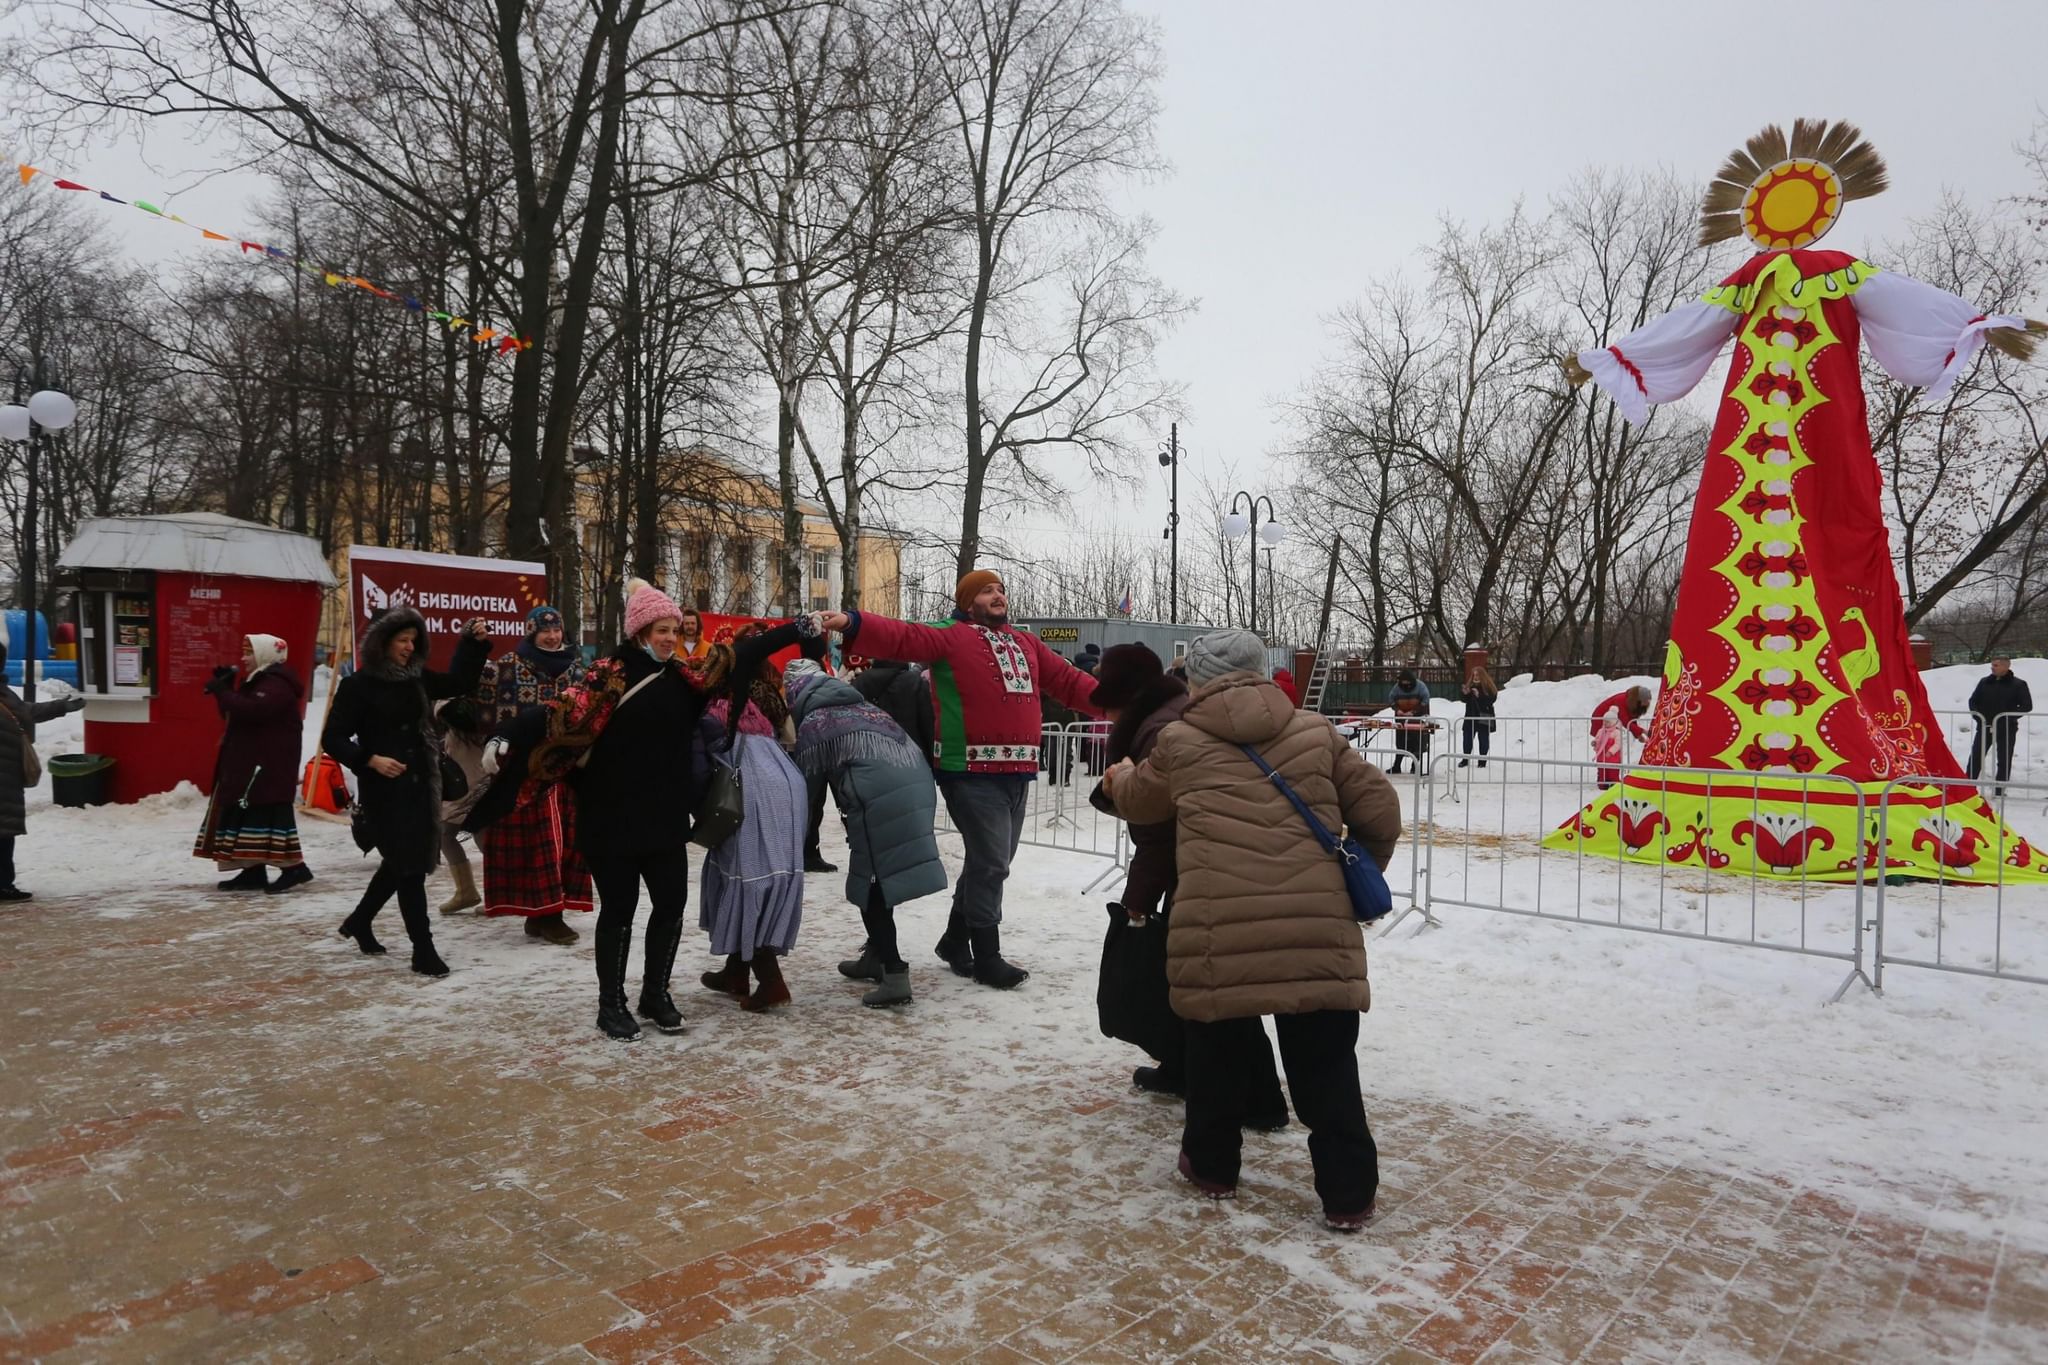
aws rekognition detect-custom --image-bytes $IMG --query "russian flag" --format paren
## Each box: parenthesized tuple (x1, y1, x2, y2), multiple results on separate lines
(1117, 589, 1133, 616)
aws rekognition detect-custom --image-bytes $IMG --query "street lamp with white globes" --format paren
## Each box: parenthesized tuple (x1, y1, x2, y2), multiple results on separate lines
(0, 370, 79, 710)
(1223, 491, 1285, 636)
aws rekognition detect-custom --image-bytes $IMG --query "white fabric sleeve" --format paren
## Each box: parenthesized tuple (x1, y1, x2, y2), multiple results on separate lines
(1853, 270, 2024, 402)
(1576, 299, 1740, 425)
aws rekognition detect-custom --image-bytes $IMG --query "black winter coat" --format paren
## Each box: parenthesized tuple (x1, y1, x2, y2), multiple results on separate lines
(1088, 675, 1190, 918)
(1967, 672, 2033, 733)
(322, 621, 488, 874)
(854, 662, 935, 759)
(0, 683, 72, 839)
(209, 664, 305, 807)
(566, 622, 805, 861)
(1460, 684, 1497, 726)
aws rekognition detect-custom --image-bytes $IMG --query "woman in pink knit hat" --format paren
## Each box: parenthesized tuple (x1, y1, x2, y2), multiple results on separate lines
(473, 579, 818, 1041)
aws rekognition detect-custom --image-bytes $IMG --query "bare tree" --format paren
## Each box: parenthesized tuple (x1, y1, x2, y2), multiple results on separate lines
(908, 0, 1182, 575)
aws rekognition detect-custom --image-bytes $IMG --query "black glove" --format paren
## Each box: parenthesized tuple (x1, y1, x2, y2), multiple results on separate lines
(66, 695, 88, 713)
(205, 665, 237, 694)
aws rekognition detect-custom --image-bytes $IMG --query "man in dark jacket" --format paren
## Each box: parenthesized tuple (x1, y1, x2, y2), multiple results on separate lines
(852, 660, 934, 757)
(1967, 657, 2032, 792)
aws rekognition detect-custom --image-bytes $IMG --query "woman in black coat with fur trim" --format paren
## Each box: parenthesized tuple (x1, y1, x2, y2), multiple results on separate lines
(321, 608, 489, 976)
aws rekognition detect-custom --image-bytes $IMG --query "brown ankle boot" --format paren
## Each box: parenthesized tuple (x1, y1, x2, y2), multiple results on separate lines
(700, 954, 749, 998)
(742, 952, 792, 1012)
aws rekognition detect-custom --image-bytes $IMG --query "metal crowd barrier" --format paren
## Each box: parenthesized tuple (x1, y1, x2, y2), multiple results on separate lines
(1382, 753, 1875, 1003)
(939, 710, 2048, 1004)
(1871, 774, 2048, 990)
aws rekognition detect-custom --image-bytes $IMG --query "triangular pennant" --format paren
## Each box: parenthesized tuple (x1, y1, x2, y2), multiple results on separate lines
(498, 335, 521, 355)
(240, 241, 262, 253)
(323, 272, 342, 287)
(402, 297, 423, 312)
(98, 190, 126, 204)
(52, 179, 90, 192)
(448, 317, 470, 332)
(473, 328, 497, 344)
(17, 165, 38, 186)
(264, 246, 290, 260)
(135, 200, 162, 216)
(202, 230, 230, 242)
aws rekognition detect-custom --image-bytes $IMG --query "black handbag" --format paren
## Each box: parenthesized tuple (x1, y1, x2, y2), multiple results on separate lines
(1096, 902, 1180, 1061)
(437, 749, 469, 802)
(691, 733, 746, 850)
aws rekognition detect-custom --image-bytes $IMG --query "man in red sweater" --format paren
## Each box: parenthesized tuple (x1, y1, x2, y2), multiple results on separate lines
(819, 570, 1102, 988)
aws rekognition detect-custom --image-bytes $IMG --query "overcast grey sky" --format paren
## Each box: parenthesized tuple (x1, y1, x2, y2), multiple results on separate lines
(17, 0, 2048, 547)
(1122, 0, 2048, 506)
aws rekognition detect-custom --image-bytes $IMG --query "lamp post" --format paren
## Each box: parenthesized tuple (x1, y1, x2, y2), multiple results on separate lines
(1221, 491, 1285, 635)
(0, 369, 78, 712)
(1158, 423, 1179, 624)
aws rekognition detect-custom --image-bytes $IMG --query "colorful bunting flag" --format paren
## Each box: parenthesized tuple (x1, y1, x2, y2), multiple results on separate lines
(9, 160, 525, 361)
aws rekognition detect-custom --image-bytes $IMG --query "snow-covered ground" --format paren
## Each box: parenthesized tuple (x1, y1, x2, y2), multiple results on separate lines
(11, 662, 2048, 1261)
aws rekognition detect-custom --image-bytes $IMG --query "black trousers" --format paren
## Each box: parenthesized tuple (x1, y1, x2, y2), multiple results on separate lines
(860, 881, 906, 972)
(0, 834, 14, 887)
(357, 862, 432, 948)
(586, 844, 691, 989)
(1183, 1009, 1377, 1215)
(1968, 723, 2018, 784)
(1462, 720, 1491, 756)
(805, 775, 828, 860)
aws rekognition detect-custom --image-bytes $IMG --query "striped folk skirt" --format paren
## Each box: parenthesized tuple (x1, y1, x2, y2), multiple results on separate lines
(193, 794, 304, 868)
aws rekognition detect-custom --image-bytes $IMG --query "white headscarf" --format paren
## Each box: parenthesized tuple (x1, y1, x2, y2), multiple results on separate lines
(246, 634, 288, 671)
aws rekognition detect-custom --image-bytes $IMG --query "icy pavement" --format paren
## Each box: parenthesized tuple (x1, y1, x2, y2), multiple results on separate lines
(3, 787, 2048, 1363)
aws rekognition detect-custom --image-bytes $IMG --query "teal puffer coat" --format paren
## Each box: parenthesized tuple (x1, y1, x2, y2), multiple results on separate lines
(788, 675, 947, 909)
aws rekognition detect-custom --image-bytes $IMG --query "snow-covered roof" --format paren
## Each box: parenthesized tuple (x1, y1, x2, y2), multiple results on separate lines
(57, 513, 339, 586)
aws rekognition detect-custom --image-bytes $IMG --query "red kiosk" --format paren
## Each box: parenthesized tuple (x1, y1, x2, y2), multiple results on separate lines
(57, 514, 336, 804)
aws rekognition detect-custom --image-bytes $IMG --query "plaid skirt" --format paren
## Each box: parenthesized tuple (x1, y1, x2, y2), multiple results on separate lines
(193, 795, 304, 868)
(477, 783, 592, 918)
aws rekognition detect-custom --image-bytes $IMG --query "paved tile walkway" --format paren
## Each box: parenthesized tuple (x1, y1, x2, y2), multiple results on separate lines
(3, 871, 2043, 1364)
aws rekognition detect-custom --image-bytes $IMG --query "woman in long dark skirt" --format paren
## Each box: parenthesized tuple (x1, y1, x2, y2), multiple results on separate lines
(322, 609, 489, 976)
(196, 633, 314, 894)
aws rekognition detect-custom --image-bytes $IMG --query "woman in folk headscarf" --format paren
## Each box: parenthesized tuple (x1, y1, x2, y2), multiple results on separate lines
(322, 610, 490, 976)
(786, 657, 946, 1008)
(197, 633, 315, 894)
(694, 623, 811, 1012)
(469, 605, 592, 943)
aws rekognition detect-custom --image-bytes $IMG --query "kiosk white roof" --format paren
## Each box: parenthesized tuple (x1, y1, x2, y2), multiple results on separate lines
(58, 513, 339, 586)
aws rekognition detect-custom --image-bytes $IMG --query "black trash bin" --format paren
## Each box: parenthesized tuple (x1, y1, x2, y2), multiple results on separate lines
(49, 754, 114, 808)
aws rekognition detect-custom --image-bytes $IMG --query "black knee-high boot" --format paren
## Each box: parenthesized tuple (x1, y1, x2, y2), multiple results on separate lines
(593, 915, 641, 1041)
(637, 912, 686, 1032)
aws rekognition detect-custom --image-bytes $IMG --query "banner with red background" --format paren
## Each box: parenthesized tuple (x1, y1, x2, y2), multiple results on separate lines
(691, 611, 823, 673)
(348, 545, 548, 670)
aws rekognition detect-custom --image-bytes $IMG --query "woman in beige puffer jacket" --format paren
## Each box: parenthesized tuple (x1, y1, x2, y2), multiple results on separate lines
(1108, 629, 1400, 1229)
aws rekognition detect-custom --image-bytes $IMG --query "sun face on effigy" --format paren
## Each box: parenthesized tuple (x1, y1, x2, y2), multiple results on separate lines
(1741, 159, 1843, 249)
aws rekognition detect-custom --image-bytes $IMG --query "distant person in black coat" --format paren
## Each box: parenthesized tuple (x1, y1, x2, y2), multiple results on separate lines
(1458, 665, 1498, 769)
(322, 609, 489, 976)
(0, 634, 86, 901)
(1966, 657, 2033, 792)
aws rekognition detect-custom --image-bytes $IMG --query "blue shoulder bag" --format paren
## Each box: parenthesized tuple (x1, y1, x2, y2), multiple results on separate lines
(1239, 744, 1393, 924)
